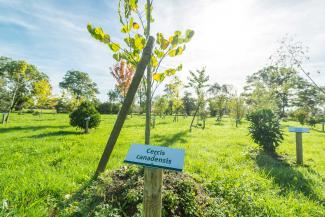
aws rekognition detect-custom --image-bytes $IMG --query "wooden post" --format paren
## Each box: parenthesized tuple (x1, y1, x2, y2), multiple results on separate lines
(322, 124, 324, 132)
(296, 132, 303, 165)
(144, 168, 163, 217)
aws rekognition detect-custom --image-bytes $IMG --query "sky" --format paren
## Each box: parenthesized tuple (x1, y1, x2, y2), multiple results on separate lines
(0, 0, 324, 100)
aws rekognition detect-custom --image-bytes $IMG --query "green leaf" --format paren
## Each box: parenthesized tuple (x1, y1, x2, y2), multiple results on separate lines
(154, 49, 164, 58)
(174, 30, 181, 36)
(153, 73, 165, 82)
(176, 64, 183, 71)
(164, 68, 176, 76)
(129, 0, 138, 11)
(109, 42, 121, 52)
(185, 29, 195, 41)
(151, 56, 158, 68)
(160, 39, 169, 50)
(128, 17, 134, 32)
(133, 22, 140, 30)
(134, 34, 145, 50)
(113, 53, 121, 61)
(121, 25, 129, 33)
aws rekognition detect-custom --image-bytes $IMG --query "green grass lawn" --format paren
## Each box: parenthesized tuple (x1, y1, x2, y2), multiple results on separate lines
(0, 114, 324, 216)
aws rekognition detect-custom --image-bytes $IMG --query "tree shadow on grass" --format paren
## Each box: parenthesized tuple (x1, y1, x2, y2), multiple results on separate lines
(254, 150, 323, 204)
(310, 128, 324, 133)
(0, 125, 69, 133)
(28, 130, 82, 138)
(152, 130, 188, 147)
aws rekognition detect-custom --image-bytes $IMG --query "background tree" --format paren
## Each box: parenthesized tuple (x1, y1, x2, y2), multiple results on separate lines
(243, 81, 277, 112)
(270, 35, 325, 96)
(33, 79, 52, 114)
(229, 95, 246, 127)
(165, 76, 183, 122)
(182, 91, 196, 116)
(59, 70, 99, 102)
(110, 60, 135, 101)
(208, 83, 233, 123)
(186, 67, 209, 131)
(0, 59, 47, 122)
(153, 95, 168, 118)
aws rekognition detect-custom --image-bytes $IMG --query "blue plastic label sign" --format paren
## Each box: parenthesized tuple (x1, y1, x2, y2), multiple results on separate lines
(124, 144, 185, 172)
(288, 127, 310, 133)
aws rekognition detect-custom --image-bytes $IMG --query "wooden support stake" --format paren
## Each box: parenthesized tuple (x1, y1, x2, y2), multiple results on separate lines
(95, 36, 154, 175)
(144, 168, 163, 217)
(296, 132, 303, 165)
(322, 124, 324, 132)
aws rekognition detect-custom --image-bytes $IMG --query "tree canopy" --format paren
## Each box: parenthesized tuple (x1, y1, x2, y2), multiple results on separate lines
(59, 70, 99, 101)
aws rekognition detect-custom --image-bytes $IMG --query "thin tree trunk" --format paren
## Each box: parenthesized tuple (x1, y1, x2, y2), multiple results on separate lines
(5, 85, 18, 123)
(190, 104, 200, 132)
(95, 37, 154, 175)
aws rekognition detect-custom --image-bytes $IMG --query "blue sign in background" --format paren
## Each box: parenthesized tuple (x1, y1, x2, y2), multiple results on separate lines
(124, 144, 185, 172)
(288, 127, 310, 133)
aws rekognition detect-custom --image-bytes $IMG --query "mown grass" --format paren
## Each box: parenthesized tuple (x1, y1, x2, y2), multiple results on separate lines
(0, 113, 324, 216)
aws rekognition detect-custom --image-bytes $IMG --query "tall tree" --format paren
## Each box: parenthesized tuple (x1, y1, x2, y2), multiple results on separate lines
(269, 36, 324, 95)
(59, 70, 99, 101)
(186, 67, 209, 131)
(244, 66, 297, 117)
(182, 91, 196, 116)
(0, 59, 47, 122)
(33, 79, 52, 114)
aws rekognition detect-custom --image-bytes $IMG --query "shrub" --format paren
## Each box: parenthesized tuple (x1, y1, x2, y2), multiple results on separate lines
(308, 117, 317, 127)
(69, 101, 101, 131)
(246, 109, 283, 154)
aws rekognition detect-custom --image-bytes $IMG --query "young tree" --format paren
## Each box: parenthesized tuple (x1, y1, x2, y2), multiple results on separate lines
(110, 60, 135, 101)
(153, 95, 168, 118)
(88, 0, 194, 173)
(33, 79, 52, 114)
(59, 70, 99, 102)
(229, 95, 246, 127)
(186, 67, 209, 132)
(0, 59, 47, 122)
(165, 76, 183, 122)
(208, 83, 233, 123)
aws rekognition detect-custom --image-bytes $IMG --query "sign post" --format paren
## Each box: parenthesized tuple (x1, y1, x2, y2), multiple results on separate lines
(124, 144, 185, 217)
(288, 127, 309, 165)
(84, 117, 90, 134)
(320, 122, 325, 132)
